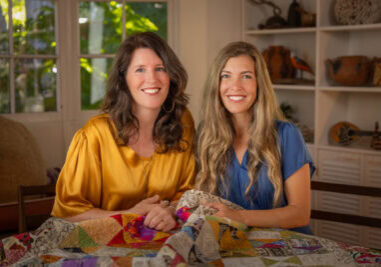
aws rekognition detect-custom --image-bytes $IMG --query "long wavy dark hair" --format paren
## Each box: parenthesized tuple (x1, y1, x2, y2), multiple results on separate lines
(102, 32, 189, 152)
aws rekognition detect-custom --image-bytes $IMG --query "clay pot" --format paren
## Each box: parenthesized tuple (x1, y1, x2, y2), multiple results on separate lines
(372, 57, 381, 86)
(262, 46, 294, 83)
(326, 56, 371, 86)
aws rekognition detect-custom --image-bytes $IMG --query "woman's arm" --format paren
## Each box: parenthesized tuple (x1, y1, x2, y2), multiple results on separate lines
(64, 195, 162, 223)
(64, 208, 125, 223)
(206, 163, 311, 229)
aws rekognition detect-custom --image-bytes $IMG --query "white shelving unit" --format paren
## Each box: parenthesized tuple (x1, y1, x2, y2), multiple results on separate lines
(242, 0, 381, 249)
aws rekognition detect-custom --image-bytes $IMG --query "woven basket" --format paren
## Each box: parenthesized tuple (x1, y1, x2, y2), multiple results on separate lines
(334, 0, 381, 25)
(0, 116, 47, 203)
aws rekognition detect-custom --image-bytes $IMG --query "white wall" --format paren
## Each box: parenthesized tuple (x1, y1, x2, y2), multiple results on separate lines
(178, 0, 242, 124)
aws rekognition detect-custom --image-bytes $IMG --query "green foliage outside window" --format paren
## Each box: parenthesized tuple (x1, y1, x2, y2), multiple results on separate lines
(80, 2, 168, 110)
(13, 4, 55, 54)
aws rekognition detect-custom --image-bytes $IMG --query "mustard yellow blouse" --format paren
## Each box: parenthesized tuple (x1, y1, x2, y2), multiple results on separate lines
(52, 109, 195, 218)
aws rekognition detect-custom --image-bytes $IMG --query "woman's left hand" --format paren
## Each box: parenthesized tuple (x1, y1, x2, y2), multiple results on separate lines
(203, 202, 239, 220)
(143, 202, 176, 232)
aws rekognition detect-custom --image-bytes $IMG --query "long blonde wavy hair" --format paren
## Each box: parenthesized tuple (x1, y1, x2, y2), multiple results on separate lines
(196, 41, 285, 207)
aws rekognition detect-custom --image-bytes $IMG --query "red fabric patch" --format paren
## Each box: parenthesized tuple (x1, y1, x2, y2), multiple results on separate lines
(107, 230, 125, 245)
(111, 214, 123, 226)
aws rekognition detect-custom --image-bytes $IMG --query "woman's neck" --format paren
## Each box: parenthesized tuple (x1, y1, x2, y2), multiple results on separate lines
(129, 107, 160, 148)
(231, 113, 251, 164)
(232, 113, 250, 139)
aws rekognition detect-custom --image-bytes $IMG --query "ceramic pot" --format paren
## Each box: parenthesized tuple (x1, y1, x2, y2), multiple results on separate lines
(262, 46, 294, 82)
(326, 56, 370, 86)
(373, 57, 381, 86)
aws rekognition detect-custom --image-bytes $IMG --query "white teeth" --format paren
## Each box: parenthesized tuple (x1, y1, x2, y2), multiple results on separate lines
(228, 96, 244, 101)
(143, 89, 159, 94)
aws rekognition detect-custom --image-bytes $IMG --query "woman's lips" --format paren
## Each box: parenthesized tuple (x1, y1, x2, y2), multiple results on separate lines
(141, 88, 160, 94)
(227, 95, 245, 101)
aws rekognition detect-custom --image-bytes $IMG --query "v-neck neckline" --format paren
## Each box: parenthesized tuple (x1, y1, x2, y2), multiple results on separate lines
(232, 148, 248, 169)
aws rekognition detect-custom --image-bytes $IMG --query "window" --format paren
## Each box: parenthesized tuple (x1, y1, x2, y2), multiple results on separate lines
(0, 0, 169, 113)
(0, 0, 57, 113)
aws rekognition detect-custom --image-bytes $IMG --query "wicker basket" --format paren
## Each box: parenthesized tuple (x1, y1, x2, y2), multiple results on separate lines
(334, 0, 381, 25)
(0, 116, 47, 203)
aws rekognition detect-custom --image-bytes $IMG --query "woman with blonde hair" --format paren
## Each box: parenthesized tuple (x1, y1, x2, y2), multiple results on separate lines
(196, 41, 315, 234)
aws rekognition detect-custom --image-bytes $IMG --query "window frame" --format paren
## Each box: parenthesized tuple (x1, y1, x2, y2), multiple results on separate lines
(1, 0, 60, 118)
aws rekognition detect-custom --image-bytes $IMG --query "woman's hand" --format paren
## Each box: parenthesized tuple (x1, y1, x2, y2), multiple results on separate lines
(143, 201, 177, 232)
(128, 195, 161, 215)
(203, 202, 240, 221)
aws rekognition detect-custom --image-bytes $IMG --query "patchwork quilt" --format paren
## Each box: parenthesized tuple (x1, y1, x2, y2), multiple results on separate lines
(1, 190, 380, 266)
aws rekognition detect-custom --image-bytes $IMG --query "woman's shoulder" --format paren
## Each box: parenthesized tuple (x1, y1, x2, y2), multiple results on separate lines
(82, 113, 111, 131)
(180, 108, 195, 143)
(77, 114, 114, 141)
(181, 108, 194, 127)
(181, 108, 195, 130)
(276, 120, 307, 151)
(276, 120, 299, 135)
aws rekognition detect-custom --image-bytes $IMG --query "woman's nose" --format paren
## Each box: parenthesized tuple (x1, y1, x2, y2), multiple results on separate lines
(146, 69, 159, 82)
(230, 77, 242, 89)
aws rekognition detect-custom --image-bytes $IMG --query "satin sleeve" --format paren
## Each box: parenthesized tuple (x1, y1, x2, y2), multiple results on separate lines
(172, 109, 196, 201)
(51, 129, 102, 218)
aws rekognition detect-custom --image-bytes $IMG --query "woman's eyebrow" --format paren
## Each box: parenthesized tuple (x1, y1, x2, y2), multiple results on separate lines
(130, 64, 145, 68)
(131, 63, 164, 68)
(221, 70, 254, 74)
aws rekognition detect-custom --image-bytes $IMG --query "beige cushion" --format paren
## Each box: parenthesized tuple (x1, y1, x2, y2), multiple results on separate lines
(0, 116, 47, 203)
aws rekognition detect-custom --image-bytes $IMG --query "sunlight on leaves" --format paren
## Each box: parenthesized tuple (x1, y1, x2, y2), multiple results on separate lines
(80, 58, 93, 74)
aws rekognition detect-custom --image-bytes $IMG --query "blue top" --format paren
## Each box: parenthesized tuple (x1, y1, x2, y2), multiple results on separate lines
(218, 121, 315, 234)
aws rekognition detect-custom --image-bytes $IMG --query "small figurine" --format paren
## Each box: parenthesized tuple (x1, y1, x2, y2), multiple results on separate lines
(288, 0, 302, 27)
(290, 52, 314, 79)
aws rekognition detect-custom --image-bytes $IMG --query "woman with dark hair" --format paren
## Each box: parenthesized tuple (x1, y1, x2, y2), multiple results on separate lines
(196, 41, 315, 234)
(52, 32, 195, 232)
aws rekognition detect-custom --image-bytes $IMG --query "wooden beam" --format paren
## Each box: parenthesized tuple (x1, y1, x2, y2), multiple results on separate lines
(311, 181, 381, 197)
(311, 210, 381, 228)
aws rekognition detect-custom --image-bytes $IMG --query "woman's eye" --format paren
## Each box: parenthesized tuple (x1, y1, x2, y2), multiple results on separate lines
(135, 68, 144, 73)
(243, 74, 252, 79)
(156, 67, 165, 72)
(221, 74, 230, 79)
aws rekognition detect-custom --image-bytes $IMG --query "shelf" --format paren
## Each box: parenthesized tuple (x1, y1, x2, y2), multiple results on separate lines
(317, 144, 381, 156)
(243, 0, 381, 249)
(274, 84, 315, 91)
(245, 27, 316, 35)
(320, 23, 381, 32)
(319, 87, 381, 93)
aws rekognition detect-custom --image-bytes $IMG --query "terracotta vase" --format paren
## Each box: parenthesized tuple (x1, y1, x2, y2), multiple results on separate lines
(262, 46, 294, 83)
(326, 56, 371, 86)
